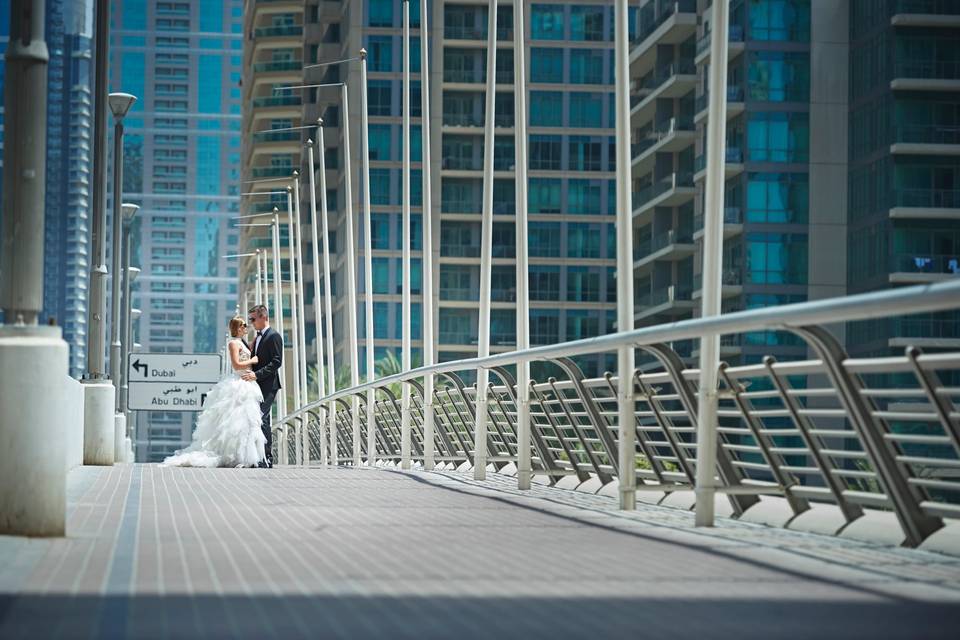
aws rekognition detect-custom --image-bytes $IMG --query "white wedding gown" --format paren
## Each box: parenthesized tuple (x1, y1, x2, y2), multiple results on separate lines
(161, 339, 266, 468)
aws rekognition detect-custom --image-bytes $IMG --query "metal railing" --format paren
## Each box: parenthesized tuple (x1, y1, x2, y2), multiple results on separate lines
(273, 281, 960, 548)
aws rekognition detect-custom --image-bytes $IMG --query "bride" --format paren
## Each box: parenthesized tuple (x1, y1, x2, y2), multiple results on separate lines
(161, 316, 267, 468)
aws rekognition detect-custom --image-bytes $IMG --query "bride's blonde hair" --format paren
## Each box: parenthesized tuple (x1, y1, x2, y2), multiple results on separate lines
(229, 316, 247, 338)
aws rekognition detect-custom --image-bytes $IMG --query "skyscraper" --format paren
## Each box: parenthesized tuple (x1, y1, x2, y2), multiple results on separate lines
(109, 0, 244, 461)
(241, 0, 621, 389)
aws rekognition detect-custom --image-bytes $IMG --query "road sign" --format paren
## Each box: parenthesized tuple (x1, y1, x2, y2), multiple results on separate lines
(128, 381, 218, 412)
(127, 353, 223, 412)
(127, 353, 222, 384)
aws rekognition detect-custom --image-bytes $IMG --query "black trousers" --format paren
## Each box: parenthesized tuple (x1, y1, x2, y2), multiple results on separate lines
(260, 389, 277, 463)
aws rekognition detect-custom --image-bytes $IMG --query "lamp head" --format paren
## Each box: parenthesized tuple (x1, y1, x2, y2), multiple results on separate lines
(128, 266, 141, 282)
(121, 203, 139, 223)
(108, 92, 138, 119)
(131, 308, 142, 321)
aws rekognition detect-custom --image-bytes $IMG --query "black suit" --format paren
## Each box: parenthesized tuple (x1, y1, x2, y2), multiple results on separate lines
(252, 326, 283, 464)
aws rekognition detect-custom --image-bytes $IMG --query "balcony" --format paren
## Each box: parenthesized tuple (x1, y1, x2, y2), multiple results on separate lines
(693, 206, 744, 240)
(252, 60, 302, 74)
(888, 188, 960, 219)
(692, 269, 743, 299)
(632, 172, 696, 222)
(632, 63, 697, 128)
(251, 166, 294, 179)
(630, 0, 697, 77)
(631, 116, 696, 175)
(251, 95, 301, 109)
(252, 130, 300, 143)
(891, 0, 960, 27)
(694, 85, 745, 124)
(693, 147, 745, 183)
(890, 123, 960, 154)
(253, 25, 303, 39)
(633, 229, 695, 272)
(442, 67, 513, 85)
(891, 59, 960, 91)
(889, 253, 960, 283)
(694, 24, 746, 64)
(634, 284, 695, 322)
(443, 25, 513, 41)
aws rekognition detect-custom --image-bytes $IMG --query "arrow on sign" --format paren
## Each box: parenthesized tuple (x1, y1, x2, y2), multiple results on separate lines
(132, 359, 148, 378)
(201, 393, 208, 406)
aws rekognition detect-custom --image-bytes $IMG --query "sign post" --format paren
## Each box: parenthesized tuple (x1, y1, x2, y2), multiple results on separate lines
(127, 353, 223, 412)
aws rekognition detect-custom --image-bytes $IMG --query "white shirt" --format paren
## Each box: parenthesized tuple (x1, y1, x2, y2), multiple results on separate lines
(253, 328, 264, 354)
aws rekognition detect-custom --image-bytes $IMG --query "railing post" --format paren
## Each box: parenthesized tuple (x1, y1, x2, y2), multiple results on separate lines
(614, 0, 636, 510)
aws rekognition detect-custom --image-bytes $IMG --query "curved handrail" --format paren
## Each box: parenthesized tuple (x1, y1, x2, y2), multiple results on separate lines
(277, 279, 960, 426)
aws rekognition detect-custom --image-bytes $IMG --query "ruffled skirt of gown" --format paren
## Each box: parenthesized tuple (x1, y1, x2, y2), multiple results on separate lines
(161, 373, 266, 468)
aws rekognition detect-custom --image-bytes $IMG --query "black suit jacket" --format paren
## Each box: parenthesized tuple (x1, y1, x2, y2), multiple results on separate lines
(252, 326, 283, 395)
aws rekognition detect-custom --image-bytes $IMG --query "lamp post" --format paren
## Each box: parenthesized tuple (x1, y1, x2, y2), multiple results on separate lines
(108, 93, 137, 407)
(306, 136, 328, 465)
(255, 249, 262, 304)
(107, 92, 137, 463)
(316, 121, 339, 466)
(419, 0, 437, 471)
(285, 183, 303, 466)
(513, 0, 532, 490)
(359, 48, 377, 466)
(614, 0, 637, 510)
(340, 82, 362, 467)
(400, 0, 413, 470)
(118, 203, 139, 426)
(122, 267, 140, 459)
(473, 0, 498, 480)
(292, 172, 310, 465)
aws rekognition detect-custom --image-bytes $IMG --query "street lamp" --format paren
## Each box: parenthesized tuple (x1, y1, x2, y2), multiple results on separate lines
(108, 94, 136, 404)
(118, 203, 139, 426)
(108, 92, 136, 463)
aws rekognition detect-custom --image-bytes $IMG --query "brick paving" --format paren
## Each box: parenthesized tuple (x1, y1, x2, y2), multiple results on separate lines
(0, 464, 958, 639)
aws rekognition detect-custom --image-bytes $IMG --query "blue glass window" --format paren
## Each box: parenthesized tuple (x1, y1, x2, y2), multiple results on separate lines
(746, 173, 809, 223)
(199, 0, 223, 32)
(369, 0, 394, 27)
(123, 0, 148, 29)
(530, 309, 560, 344)
(368, 80, 392, 116)
(747, 51, 810, 102)
(372, 257, 390, 294)
(569, 92, 603, 127)
(567, 179, 602, 214)
(745, 232, 808, 284)
(748, 0, 810, 42)
(529, 266, 561, 301)
(530, 91, 562, 126)
(529, 222, 561, 257)
(529, 178, 561, 213)
(368, 35, 393, 72)
(565, 309, 601, 339)
(369, 124, 392, 160)
(567, 267, 600, 302)
(371, 168, 392, 205)
(371, 213, 391, 250)
(570, 6, 605, 41)
(198, 56, 222, 113)
(567, 223, 601, 258)
(531, 48, 563, 83)
(529, 135, 562, 170)
(570, 49, 605, 84)
(747, 112, 809, 163)
(531, 4, 565, 40)
(120, 53, 145, 114)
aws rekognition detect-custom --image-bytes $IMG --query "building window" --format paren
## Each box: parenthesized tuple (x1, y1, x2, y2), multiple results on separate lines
(369, 124, 392, 161)
(748, 0, 810, 42)
(372, 257, 390, 294)
(569, 92, 603, 127)
(747, 112, 809, 163)
(368, 80, 392, 116)
(567, 267, 600, 302)
(570, 6, 605, 41)
(370, 168, 392, 205)
(569, 136, 602, 171)
(529, 178, 561, 213)
(529, 135, 562, 170)
(567, 179, 602, 214)
(531, 47, 563, 83)
(565, 310, 600, 340)
(368, 35, 393, 72)
(530, 91, 563, 126)
(570, 49, 605, 84)
(529, 222, 561, 257)
(530, 309, 560, 344)
(371, 213, 391, 250)
(746, 173, 809, 223)
(529, 266, 560, 300)
(531, 4, 565, 40)
(369, 0, 394, 27)
(567, 223, 601, 258)
(745, 232, 808, 284)
(747, 51, 810, 102)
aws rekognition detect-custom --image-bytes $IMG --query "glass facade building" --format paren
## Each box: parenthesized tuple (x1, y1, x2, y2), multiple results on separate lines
(241, 0, 619, 384)
(110, 0, 243, 461)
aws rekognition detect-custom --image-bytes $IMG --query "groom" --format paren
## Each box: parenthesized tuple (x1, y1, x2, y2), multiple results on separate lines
(242, 304, 283, 468)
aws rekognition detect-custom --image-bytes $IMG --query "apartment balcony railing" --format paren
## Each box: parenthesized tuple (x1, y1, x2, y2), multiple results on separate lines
(252, 166, 294, 178)
(632, 116, 695, 156)
(442, 198, 480, 213)
(635, 172, 694, 205)
(636, 284, 693, 307)
(893, 123, 960, 145)
(252, 60, 302, 73)
(694, 147, 743, 173)
(442, 157, 482, 171)
(440, 286, 476, 301)
(254, 25, 303, 38)
(441, 245, 481, 258)
(443, 113, 484, 127)
(252, 130, 301, 143)
(696, 24, 745, 56)
(443, 25, 513, 41)
(639, 62, 696, 93)
(636, 0, 696, 44)
(635, 229, 693, 258)
(891, 253, 960, 275)
(693, 269, 743, 290)
(694, 206, 744, 230)
(893, 187, 960, 208)
(251, 95, 301, 108)
(894, 59, 960, 80)
(443, 68, 513, 84)
(892, 0, 960, 14)
(695, 85, 744, 113)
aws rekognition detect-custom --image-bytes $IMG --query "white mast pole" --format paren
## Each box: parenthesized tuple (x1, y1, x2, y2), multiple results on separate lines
(341, 83, 362, 467)
(419, 0, 436, 471)
(400, 0, 413, 470)
(317, 120, 339, 466)
(359, 50, 377, 466)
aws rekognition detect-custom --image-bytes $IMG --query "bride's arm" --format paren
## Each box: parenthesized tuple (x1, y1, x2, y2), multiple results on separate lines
(228, 341, 253, 371)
